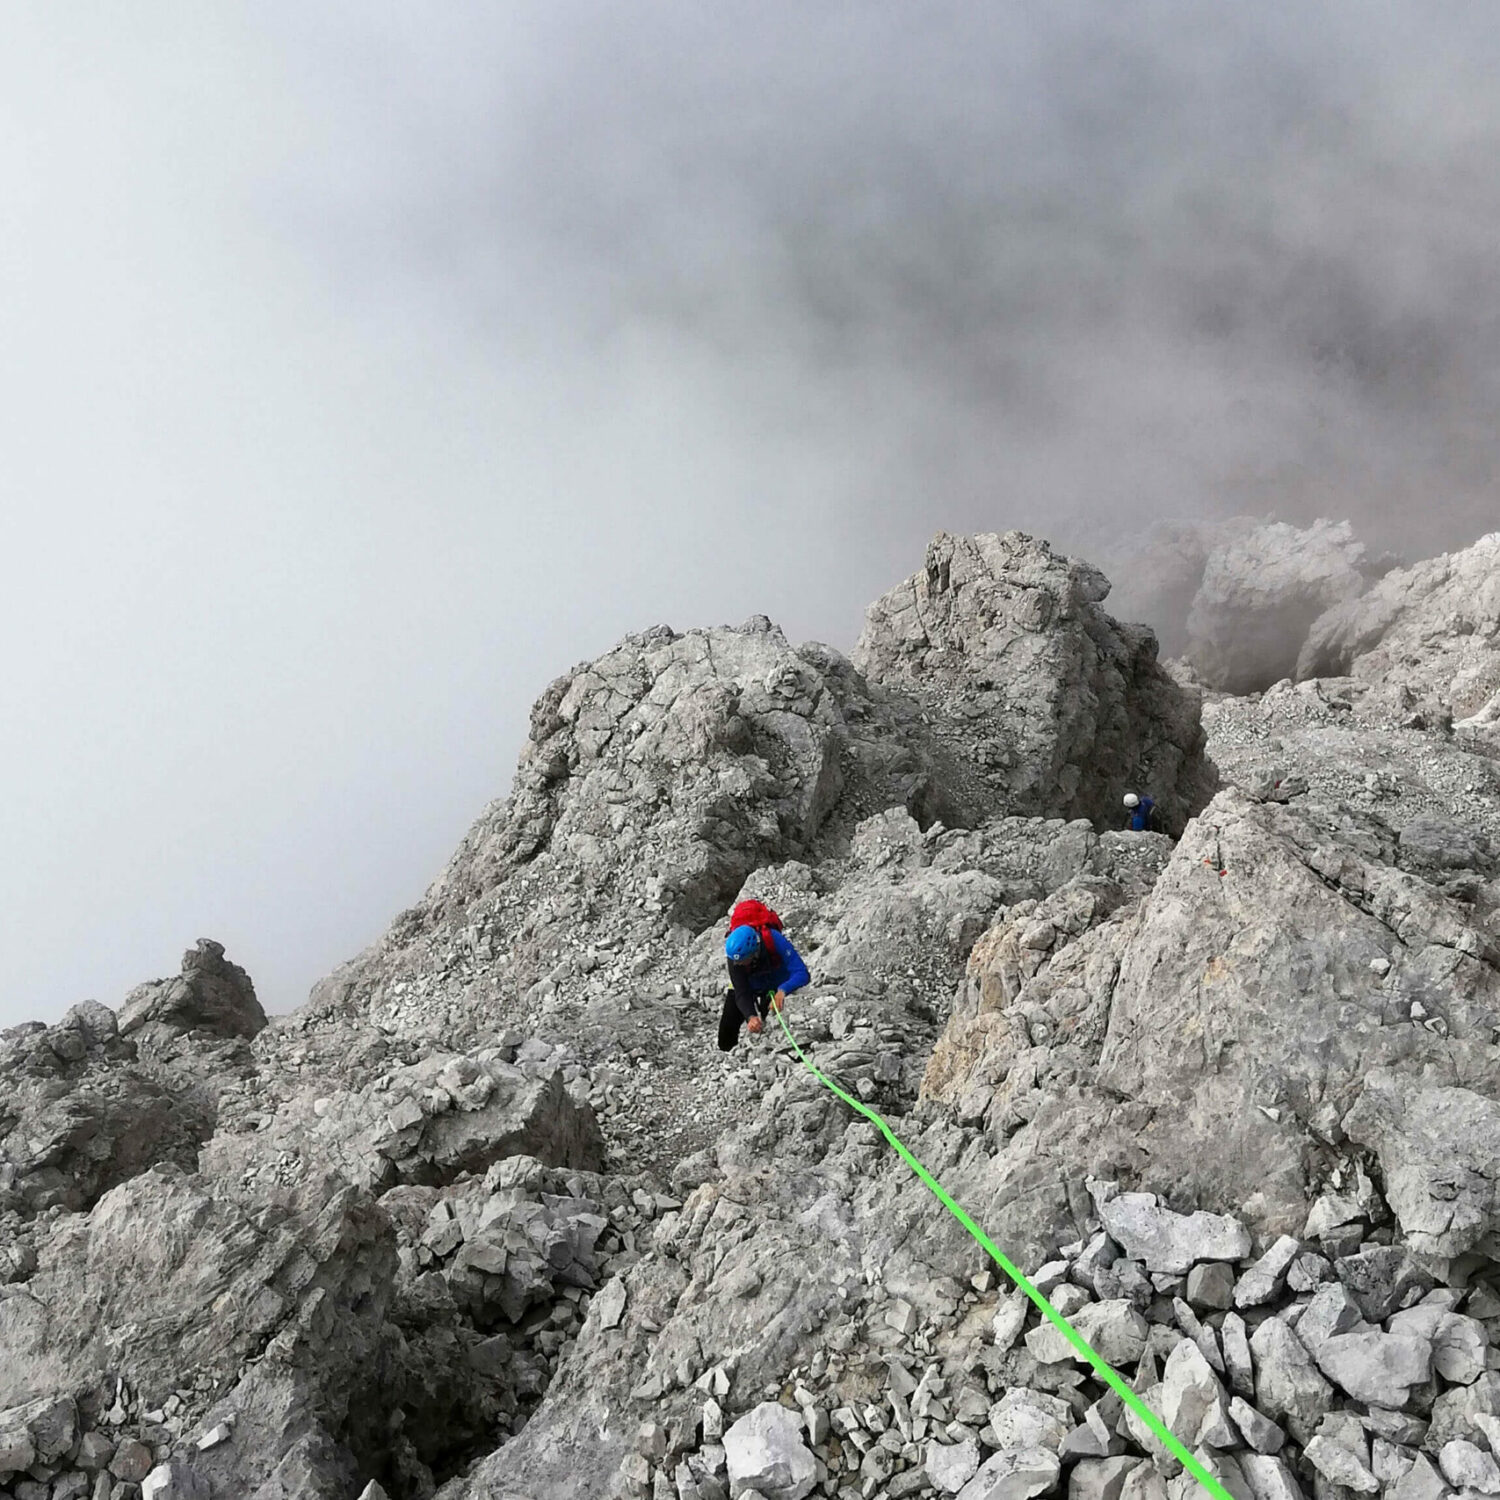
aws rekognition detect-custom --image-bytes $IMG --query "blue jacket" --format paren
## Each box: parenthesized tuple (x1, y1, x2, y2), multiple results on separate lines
(727, 929, 810, 1019)
(1128, 797, 1157, 832)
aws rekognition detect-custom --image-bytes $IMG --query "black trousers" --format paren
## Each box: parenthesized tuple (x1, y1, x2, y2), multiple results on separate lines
(718, 987, 772, 1051)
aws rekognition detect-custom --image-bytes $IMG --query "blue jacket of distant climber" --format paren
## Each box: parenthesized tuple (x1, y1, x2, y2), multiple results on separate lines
(726, 929, 810, 1020)
(1127, 796, 1156, 832)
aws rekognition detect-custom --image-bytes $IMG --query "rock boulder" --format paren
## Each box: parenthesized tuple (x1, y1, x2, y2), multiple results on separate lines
(118, 939, 267, 1040)
(854, 531, 1215, 834)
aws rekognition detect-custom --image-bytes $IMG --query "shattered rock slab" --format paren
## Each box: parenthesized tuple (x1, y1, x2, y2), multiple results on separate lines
(723, 1402, 817, 1500)
(1344, 1074, 1500, 1260)
(1091, 1187, 1252, 1275)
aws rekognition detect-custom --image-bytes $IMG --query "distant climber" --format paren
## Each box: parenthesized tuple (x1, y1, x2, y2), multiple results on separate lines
(1123, 792, 1156, 832)
(719, 899, 810, 1051)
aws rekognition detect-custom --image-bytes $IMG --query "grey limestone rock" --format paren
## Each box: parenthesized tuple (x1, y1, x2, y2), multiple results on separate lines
(118, 938, 267, 1040)
(854, 530, 1215, 835)
(921, 864, 1163, 1106)
(1221, 1314, 1255, 1400)
(1128, 1338, 1232, 1464)
(1068, 1456, 1143, 1500)
(994, 1291, 1030, 1354)
(1185, 519, 1372, 694)
(1312, 1330, 1433, 1409)
(292, 531, 1216, 1193)
(1295, 1284, 1367, 1354)
(988, 1390, 1073, 1454)
(594, 1275, 628, 1330)
(1303, 1435, 1378, 1494)
(0, 1160, 391, 1496)
(956, 1445, 1062, 1500)
(1387, 1304, 1488, 1385)
(1092, 786, 1500, 1233)
(1026, 1300, 1148, 1368)
(1120, 1465, 1171, 1500)
(1238, 1453, 1308, 1500)
(929, 1435, 982, 1494)
(1388, 1453, 1445, 1500)
(1250, 1317, 1334, 1445)
(1229, 1398, 1285, 1455)
(1344, 1076, 1500, 1261)
(722, 1403, 817, 1500)
(1187, 1263, 1235, 1312)
(1165, 1451, 1250, 1500)
(1438, 1438, 1500, 1493)
(0, 996, 264, 1237)
(1398, 815, 1495, 880)
(1092, 1190, 1252, 1275)
(1234, 1236, 1302, 1309)
(0, 1396, 75, 1477)
(1299, 532, 1500, 719)
(1304, 1195, 1366, 1242)
(140, 1462, 211, 1499)
(202, 1043, 604, 1192)
(1425, 1372, 1500, 1450)
(1331, 1246, 1437, 1325)
(18, 524, 1500, 1500)
(1062, 1401, 1128, 1460)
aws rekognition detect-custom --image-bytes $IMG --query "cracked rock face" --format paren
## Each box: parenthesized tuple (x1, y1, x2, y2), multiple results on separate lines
(1344, 1074, 1500, 1260)
(854, 531, 1215, 836)
(0, 978, 258, 1227)
(1090, 788, 1500, 1230)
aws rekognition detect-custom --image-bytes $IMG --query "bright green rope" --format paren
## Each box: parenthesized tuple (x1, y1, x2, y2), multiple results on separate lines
(774, 1007, 1233, 1500)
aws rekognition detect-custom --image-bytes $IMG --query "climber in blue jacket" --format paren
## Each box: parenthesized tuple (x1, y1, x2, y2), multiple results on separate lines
(1123, 792, 1157, 832)
(718, 924, 810, 1051)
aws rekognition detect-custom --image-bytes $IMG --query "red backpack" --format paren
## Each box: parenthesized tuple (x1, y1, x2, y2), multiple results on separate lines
(727, 899, 783, 958)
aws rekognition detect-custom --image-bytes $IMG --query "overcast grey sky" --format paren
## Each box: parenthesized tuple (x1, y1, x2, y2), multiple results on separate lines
(3, 3, 1497, 1026)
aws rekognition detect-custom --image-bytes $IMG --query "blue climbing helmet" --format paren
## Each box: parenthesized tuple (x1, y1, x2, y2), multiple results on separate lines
(725, 926, 761, 965)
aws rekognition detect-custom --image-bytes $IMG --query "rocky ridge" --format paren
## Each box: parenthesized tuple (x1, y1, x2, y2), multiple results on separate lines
(2, 524, 1499, 1500)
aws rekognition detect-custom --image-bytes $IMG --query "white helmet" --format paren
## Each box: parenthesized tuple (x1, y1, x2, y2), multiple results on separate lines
(1123, 793, 1140, 808)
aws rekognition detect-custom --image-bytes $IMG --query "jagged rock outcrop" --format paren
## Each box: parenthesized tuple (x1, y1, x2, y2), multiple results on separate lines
(0, 1159, 392, 1498)
(118, 940, 267, 1042)
(911, 781, 1500, 1243)
(458, 600, 1490, 1500)
(1344, 1074, 1500, 1261)
(1298, 533, 1500, 722)
(262, 531, 1217, 1193)
(0, 1005, 181, 1222)
(920, 839, 1173, 1106)
(310, 535, 1213, 1065)
(304, 617, 954, 1049)
(202, 1040, 603, 1193)
(853, 532, 1215, 834)
(0, 973, 260, 1230)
